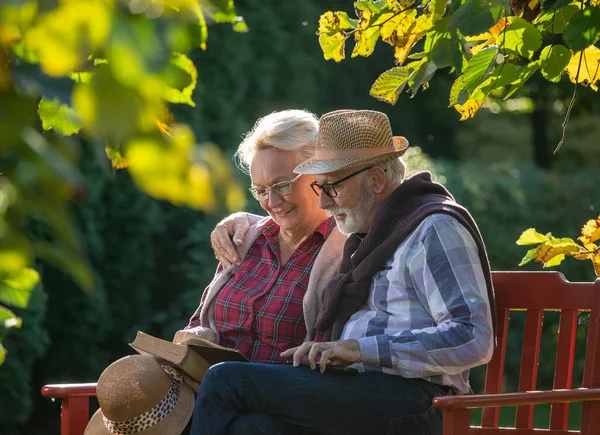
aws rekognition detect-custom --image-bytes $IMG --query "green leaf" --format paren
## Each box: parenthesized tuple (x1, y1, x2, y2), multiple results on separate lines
(426, 35, 463, 70)
(105, 147, 128, 169)
(504, 60, 542, 99)
(0, 235, 31, 277)
(536, 5, 579, 34)
(429, 0, 448, 22)
(0, 343, 5, 365)
(542, 0, 574, 12)
(540, 44, 571, 82)
(163, 53, 197, 107)
(564, 7, 600, 52)
(369, 65, 413, 104)
(449, 75, 468, 105)
(516, 228, 551, 245)
(498, 17, 543, 59)
(0, 268, 39, 309)
(38, 97, 81, 136)
(448, 0, 495, 36)
(519, 246, 541, 266)
(409, 61, 438, 94)
(0, 306, 21, 329)
(474, 63, 520, 97)
(462, 45, 499, 93)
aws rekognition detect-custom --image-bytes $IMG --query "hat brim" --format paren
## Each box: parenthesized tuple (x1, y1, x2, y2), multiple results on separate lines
(84, 383, 195, 435)
(294, 136, 408, 175)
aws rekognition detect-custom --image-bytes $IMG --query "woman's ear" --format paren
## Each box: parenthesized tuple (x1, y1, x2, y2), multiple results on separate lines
(370, 167, 387, 194)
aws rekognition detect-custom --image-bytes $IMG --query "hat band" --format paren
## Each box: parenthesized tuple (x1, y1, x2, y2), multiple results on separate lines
(314, 144, 397, 161)
(101, 365, 184, 435)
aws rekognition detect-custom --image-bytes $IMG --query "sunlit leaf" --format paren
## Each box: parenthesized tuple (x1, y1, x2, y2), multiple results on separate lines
(462, 46, 499, 93)
(592, 253, 600, 276)
(519, 246, 541, 266)
(578, 216, 600, 245)
(544, 253, 566, 267)
(516, 227, 552, 245)
(382, 12, 432, 64)
(563, 7, 600, 51)
(163, 53, 197, 107)
(498, 17, 542, 59)
(449, 76, 467, 107)
(536, 5, 579, 34)
(566, 45, 600, 90)
(539, 45, 571, 82)
(535, 238, 581, 265)
(505, 60, 542, 98)
(0, 306, 21, 330)
(448, 0, 496, 36)
(318, 11, 357, 62)
(105, 147, 129, 169)
(38, 97, 81, 136)
(352, 25, 382, 57)
(453, 98, 484, 120)
(0, 268, 38, 309)
(369, 65, 412, 104)
(0, 235, 31, 277)
(409, 60, 438, 94)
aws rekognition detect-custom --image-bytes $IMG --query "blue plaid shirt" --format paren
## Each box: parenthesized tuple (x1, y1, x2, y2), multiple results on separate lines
(341, 214, 494, 394)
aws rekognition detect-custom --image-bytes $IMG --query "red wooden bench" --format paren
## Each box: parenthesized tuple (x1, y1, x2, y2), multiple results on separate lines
(42, 271, 600, 435)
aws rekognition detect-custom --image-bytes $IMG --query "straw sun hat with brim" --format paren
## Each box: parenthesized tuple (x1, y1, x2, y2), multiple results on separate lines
(84, 355, 194, 435)
(294, 109, 409, 175)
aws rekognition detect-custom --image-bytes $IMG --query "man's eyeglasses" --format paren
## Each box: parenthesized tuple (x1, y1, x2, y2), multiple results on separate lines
(310, 166, 372, 198)
(249, 174, 303, 201)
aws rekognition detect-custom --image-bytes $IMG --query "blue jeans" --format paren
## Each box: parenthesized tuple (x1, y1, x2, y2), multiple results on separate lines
(190, 362, 449, 435)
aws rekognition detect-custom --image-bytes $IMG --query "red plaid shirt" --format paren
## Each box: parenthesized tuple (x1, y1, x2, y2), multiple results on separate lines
(188, 216, 335, 363)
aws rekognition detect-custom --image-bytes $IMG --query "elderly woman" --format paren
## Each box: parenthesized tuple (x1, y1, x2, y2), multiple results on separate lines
(173, 110, 344, 364)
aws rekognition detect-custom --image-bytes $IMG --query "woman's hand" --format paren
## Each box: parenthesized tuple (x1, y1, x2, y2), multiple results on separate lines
(173, 326, 217, 345)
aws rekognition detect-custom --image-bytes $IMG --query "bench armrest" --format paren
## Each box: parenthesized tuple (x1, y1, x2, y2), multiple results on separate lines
(433, 388, 600, 410)
(41, 383, 98, 435)
(42, 383, 97, 399)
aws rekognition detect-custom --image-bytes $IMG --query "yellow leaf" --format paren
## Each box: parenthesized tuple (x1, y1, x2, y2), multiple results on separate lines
(592, 253, 600, 276)
(516, 228, 550, 245)
(578, 216, 600, 245)
(592, 0, 600, 6)
(105, 147, 128, 169)
(453, 99, 484, 120)
(535, 238, 581, 265)
(318, 11, 356, 62)
(566, 45, 600, 91)
(381, 10, 431, 65)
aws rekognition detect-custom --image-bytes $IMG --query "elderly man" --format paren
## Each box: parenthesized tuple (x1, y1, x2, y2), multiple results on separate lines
(191, 110, 495, 435)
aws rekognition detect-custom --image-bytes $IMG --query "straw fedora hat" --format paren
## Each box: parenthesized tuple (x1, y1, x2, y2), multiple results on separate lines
(294, 109, 409, 174)
(84, 355, 194, 435)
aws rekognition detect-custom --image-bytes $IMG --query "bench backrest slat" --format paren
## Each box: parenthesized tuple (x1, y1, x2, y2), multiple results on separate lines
(480, 271, 600, 431)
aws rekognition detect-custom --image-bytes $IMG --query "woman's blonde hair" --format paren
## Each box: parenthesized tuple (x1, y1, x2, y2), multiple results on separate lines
(234, 109, 319, 174)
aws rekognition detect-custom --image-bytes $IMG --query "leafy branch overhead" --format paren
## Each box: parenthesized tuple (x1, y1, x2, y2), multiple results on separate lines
(319, 0, 600, 120)
(0, 0, 248, 364)
(516, 216, 600, 276)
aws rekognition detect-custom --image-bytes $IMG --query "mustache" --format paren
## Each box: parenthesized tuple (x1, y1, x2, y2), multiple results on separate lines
(326, 207, 347, 216)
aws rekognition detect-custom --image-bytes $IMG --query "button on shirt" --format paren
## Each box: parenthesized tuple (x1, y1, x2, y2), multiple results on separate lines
(190, 216, 335, 364)
(341, 214, 494, 394)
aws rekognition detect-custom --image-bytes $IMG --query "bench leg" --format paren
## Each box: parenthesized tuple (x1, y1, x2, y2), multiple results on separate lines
(443, 409, 470, 435)
(61, 397, 90, 435)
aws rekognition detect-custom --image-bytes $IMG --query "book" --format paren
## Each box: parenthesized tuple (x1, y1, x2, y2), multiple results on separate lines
(129, 331, 248, 382)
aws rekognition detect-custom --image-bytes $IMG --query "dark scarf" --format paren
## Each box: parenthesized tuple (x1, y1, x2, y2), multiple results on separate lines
(313, 171, 496, 342)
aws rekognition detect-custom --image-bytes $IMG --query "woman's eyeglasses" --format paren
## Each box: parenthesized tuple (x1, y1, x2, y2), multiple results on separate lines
(249, 174, 304, 201)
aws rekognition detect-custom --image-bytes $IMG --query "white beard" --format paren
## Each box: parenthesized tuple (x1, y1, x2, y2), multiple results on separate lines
(326, 178, 375, 236)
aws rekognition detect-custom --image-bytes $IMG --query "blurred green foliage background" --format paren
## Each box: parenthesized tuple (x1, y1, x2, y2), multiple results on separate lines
(1, 0, 599, 433)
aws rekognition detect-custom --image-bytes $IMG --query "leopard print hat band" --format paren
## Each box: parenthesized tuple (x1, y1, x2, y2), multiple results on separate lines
(101, 365, 184, 435)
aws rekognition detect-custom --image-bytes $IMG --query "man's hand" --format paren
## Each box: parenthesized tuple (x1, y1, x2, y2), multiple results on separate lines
(173, 326, 217, 345)
(210, 212, 251, 268)
(281, 340, 361, 373)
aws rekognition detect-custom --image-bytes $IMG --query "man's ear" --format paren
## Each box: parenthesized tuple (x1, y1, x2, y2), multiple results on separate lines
(370, 167, 387, 194)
